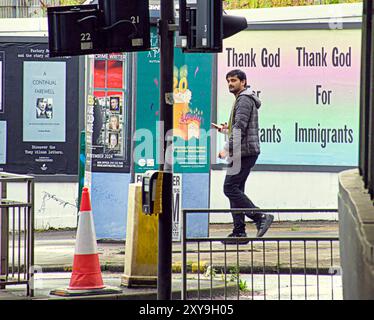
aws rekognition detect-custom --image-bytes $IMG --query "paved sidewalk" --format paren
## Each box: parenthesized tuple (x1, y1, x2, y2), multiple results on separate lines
(33, 221, 339, 271)
(0, 221, 339, 300)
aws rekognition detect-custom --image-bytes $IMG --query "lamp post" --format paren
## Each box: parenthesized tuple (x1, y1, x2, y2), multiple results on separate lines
(157, 0, 175, 300)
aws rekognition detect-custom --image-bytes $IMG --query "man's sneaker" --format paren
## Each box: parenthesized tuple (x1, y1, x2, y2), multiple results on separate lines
(255, 214, 274, 237)
(221, 232, 249, 245)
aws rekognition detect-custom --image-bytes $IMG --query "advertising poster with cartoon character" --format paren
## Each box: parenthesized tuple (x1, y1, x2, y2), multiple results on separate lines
(172, 58, 212, 173)
(134, 31, 213, 174)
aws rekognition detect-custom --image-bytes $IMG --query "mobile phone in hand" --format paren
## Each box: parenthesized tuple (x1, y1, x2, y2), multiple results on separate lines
(211, 123, 222, 130)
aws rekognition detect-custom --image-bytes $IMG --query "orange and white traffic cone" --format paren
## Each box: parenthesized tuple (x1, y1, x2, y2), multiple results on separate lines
(68, 187, 104, 290)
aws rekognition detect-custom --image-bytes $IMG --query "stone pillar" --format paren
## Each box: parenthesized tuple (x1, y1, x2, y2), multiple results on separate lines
(338, 169, 374, 299)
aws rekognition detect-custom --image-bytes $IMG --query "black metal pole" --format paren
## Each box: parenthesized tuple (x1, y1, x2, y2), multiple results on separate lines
(158, 0, 174, 300)
(369, 0, 374, 199)
(0, 181, 8, 290)
(181, 210, 187, 300)
(359, 0, 372, 186)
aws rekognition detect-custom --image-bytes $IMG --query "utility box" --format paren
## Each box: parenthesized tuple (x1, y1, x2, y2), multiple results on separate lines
(122, 183, 158, 287)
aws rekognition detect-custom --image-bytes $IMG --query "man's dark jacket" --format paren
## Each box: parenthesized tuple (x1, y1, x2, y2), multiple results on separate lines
(224, 87, 261, 157)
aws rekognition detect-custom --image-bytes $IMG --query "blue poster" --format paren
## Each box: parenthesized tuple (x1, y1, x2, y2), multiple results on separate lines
(23, 61, 66, 142)
(0, 121, 5, 164)
(0, 53, 3, 113)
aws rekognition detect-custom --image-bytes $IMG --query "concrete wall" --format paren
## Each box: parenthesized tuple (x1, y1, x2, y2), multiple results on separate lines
(210, 170, 339, 222)
(91, 173, 131, 239)
(338, 169, 374, 300)
(182, 173, 209, 237)
(5, 181, 78, 230)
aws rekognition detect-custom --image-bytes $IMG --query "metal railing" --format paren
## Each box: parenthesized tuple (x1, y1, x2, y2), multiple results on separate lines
(181, 209, 340, 300)
(0, 172, 34, 297)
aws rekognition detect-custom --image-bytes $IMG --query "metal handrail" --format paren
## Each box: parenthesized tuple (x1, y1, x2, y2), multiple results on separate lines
(182, 208, 338, 213)
(0, 173, 34, 297)
(181, 208, 339, 300)
(187, 236, 339, 242)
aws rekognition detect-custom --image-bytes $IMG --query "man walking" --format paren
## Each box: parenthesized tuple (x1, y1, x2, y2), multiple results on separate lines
(217, 69, 273, 241)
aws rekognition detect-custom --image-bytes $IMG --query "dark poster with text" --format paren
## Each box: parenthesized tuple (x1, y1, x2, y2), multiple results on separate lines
(0, 51, 3, 113)
(0, 40, 79, 175)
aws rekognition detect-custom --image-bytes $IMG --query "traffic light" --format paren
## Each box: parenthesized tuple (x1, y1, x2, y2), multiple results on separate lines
(98, 0, 150, 53)
(178, 0, 247, 53)
(47, 5, 100, 57)
(47, 0, 151, 57)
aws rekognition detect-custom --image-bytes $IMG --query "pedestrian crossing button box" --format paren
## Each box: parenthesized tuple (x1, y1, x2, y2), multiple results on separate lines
(142, 170, 159, 215)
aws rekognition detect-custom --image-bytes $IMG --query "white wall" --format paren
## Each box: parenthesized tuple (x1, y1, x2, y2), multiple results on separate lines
(209, 170, 339, 222)
(0, 17, 47, 36)
(228, 2, 362, 24)
(5, 181, 78, 230)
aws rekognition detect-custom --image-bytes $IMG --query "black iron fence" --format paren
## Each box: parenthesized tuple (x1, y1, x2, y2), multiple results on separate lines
(359, 0, 374, 203)
(181, 209, 340, 300)
(0, 172, 35, 297)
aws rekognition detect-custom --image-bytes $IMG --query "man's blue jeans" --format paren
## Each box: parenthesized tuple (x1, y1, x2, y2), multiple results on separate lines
(223, 155, 261, 234)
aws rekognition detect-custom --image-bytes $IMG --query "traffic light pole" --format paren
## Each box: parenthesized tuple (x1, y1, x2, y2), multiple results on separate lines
(158, 0, 175, 300)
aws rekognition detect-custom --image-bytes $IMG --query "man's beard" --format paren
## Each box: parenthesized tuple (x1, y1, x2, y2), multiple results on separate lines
(229, 87, 239, 94)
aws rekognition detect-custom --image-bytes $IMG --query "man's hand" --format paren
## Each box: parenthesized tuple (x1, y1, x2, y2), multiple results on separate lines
(218, 149, 228, 159)
(218, 122, 228, 133)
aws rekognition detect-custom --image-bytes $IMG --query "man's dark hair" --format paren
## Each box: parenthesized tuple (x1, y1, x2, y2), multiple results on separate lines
(226, 69, 247, 86)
